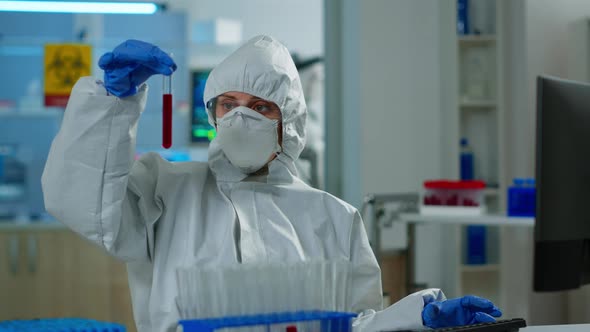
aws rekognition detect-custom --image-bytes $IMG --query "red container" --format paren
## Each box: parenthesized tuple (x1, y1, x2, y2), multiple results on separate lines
(423, 180, 486, 207)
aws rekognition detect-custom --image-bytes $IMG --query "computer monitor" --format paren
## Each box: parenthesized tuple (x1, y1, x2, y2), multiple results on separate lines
(190, 70, 216, 143)
(534, 75, 590, 291)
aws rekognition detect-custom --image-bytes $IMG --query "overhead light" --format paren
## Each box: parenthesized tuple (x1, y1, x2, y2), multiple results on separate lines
(0, 1, 160, 14)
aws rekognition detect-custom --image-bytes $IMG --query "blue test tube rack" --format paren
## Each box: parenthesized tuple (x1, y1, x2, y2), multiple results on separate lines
(0, 318, 125, 332)
(178, 310, 357, 332)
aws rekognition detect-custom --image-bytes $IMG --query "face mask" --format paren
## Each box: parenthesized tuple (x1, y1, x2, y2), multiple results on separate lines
(215, 106, 282, 174)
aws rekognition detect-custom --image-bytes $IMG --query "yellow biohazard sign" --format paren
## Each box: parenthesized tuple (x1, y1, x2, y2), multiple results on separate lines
(44, 44, 92, 107)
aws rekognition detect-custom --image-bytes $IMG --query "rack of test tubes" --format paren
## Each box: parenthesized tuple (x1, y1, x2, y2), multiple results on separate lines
(176, 260, 357, 332)
(0, 318, 125, 332)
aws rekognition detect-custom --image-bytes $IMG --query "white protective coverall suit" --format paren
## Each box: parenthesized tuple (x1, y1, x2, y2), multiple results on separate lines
(42, 35, 444, 332)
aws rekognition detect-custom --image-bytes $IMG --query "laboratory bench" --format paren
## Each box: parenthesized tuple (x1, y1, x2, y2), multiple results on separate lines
(2, 221, 585, 332)
(0, 221, 136, 332)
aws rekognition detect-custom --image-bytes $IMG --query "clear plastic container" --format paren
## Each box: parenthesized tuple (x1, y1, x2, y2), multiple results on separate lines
(423, 180, 486, 207)
(422, 180, 486, 215)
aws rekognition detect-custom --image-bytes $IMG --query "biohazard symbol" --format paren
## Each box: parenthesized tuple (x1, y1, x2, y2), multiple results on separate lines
(46, 46, 88, 89)
(44, 44, 91, 96)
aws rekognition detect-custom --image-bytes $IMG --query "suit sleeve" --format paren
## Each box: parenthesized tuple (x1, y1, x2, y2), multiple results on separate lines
(42, 77, 164, 262)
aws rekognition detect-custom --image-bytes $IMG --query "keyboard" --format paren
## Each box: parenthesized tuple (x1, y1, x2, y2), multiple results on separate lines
(395, 318, 527, 332)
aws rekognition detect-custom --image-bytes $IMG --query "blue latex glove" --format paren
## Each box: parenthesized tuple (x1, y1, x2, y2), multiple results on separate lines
(98, 39, 177, 97)
(422, 295, 502, 329)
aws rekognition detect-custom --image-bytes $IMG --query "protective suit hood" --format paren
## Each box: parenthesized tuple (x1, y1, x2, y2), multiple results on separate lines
(204, 35, 307, 183)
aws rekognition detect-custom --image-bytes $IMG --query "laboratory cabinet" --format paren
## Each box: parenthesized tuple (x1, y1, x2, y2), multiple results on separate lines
(0, 225, 136, 332)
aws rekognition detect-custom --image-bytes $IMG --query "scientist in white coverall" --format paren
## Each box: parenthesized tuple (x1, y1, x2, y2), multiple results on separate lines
(42, 36, 502, 332)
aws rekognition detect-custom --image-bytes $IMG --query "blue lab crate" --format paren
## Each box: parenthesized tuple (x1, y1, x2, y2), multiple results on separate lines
(178, 310, 357, 332)
(508, 184, 536, 217)
(0, 318, 125, 332)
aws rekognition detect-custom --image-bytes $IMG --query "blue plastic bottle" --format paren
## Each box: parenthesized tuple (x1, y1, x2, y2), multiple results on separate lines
(462, 137, 484, 265)
(466, 225, 487, 265)
(460, 138, 474, 180)
(457, 0, 470, 35)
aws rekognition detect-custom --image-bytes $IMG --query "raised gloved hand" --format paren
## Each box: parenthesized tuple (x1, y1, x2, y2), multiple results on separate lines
(98, 39, 177, 98)
(422, 295, 502, 329)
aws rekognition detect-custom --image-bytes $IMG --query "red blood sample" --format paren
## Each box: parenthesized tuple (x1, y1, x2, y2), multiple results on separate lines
(163, 93, 172, 149)
(447, 195, 459, 206)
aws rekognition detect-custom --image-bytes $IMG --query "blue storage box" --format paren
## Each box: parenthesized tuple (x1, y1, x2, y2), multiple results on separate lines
(508, 178, 536, 217)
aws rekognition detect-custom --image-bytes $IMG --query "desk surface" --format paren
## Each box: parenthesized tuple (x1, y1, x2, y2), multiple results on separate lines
(400, 213, 535, 227)
(522, 324, 590, 331)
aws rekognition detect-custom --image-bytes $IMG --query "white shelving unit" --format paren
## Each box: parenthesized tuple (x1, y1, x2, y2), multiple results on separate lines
(426, 0, 515, 310)
(400, 213, 534, 226)
(406, 211, 533, 309)
(406, 210, 535, 312)
(461, 263, 500, 273)
(460, 100, 497, 108)
(483, 187, 500, 197)
(458, 35, 497, 44)
(457, 0, 506, 307)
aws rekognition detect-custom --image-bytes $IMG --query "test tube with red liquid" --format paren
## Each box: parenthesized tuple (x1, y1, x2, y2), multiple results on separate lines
(162, 74, 173, 149)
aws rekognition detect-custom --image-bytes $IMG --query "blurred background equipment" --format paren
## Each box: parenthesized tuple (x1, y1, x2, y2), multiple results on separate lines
(293, 55, 325, 189)
(190, 69, 215, 143)
(0, 112, 62, 220)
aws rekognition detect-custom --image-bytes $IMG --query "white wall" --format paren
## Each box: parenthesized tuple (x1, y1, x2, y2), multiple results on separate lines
(508, 0, 590, 178)
(356, 4, 446, 286)
(327, 0, 444, 203)
(168, 0, 323, 57)
(324, 3, 447, 300)
(567, 19, 590, 82)
(359, 0, 443, 200)
(325, 0, 444, 248)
